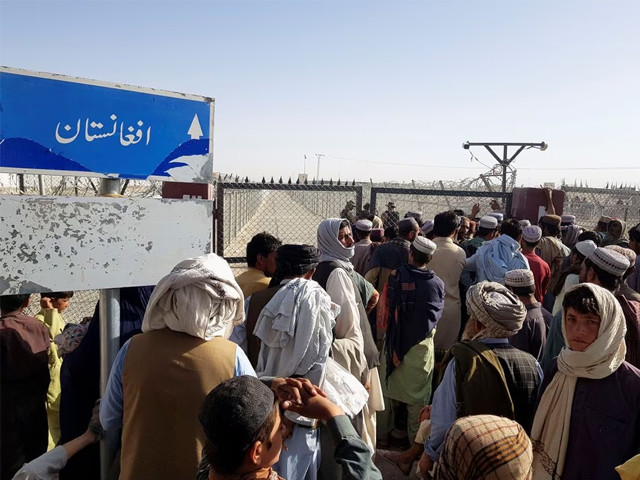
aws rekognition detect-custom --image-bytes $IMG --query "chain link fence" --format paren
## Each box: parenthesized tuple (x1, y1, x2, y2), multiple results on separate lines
(561, 186, 640, 229)
(216, 182, 363, 270)
(370, 187, 512, 224)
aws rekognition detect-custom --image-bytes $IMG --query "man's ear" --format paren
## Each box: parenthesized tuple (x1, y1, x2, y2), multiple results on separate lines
(247, 440, 263, 466)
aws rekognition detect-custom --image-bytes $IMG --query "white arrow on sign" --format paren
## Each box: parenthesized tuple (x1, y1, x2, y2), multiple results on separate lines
(187, 114, 203, 140)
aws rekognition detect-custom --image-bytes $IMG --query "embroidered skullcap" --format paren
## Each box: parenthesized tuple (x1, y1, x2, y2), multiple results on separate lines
(519, 219, 531, 228)
(540, 214, 562, 227)
(435, 415, 532, 480)
(488, 212, 504, 222)
(275, 244, 319, 276)
(478, 215, 498, 229)
(575, 239, 597, 258)
(413, 236, 436, 255)
(605, 245, 636, 270)
(588, 247, 630, 277)
(354, 219, 373, 232)
(561, 215, 576, 225)
(199, 376, 275, 453)
(505, 269, 535, 288)
(421, 220, 434, 234)
(398, 217, 418, 231)
(522, 225, 543, 243)
(466, 281, 527, 338)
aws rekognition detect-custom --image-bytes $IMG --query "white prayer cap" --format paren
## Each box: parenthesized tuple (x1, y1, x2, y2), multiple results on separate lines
(421, 220, 434, 234)
(504, 269, 535, 288)
(519, 220, 531, 228)
(605, 245, 636, 269)
(522, 225, 543, 243)
(588, 247, 630, 277)
(561, 215, 576, 225)
(354, 219, 373, 232)
(413, 236, 436, 255)
(575, 240, 597, 258)
(488, 212, 504, 222)
(478, 216, 498, 229)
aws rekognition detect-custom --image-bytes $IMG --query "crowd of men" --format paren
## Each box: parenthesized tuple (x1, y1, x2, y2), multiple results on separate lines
(2, 193, 640, 480)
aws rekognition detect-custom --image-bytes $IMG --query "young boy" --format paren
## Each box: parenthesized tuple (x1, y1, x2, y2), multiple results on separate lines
(198, 376, 382, 480)
(35, 291, 74, 448)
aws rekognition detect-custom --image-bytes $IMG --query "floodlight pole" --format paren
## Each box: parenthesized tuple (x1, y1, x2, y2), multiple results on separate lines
(462, 141, 547, 202)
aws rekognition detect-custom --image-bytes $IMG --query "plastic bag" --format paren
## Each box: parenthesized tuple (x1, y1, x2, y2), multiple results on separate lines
(323, 357, 369, 418)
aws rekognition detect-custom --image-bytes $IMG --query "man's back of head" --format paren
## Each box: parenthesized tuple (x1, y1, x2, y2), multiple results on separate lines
(500, 219, 523, 242)
(246, 232, 282, 273)
(433, 211, 459, 238)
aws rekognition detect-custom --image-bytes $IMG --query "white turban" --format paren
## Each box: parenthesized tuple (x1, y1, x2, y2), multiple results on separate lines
(142, 253, 244, 341)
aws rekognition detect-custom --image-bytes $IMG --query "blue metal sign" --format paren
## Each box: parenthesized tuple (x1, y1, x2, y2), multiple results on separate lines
(0, 67, 214, 183)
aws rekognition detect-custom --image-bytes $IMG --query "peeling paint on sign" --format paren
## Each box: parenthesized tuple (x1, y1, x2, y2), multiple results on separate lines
(0, 195, 213, 295)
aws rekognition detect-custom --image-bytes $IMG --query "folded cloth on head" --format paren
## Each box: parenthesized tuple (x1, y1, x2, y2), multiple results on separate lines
(466, 281, 527, 338)
(142, 253, 244, 341)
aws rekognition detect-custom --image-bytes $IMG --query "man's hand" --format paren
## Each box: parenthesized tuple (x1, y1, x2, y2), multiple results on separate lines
(418, 405, 431, 423)
(40, 297, 54, 310)
(281, 386, 344, 421)
(470, 203, 481, 219)
(418, 452, 434, 480)
(271, 377, 327, 406)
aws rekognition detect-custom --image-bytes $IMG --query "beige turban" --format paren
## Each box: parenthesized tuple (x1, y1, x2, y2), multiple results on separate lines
(466, 281, 527, 338)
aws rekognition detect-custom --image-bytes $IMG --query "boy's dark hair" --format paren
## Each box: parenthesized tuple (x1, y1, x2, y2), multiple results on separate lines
(541, 221, 560, 236)
(202, 402, 278, 475)
(563, 285, 600, 316)
(508, 284, 535, 297)
(339, 219, 350, 230)
(0, 294, 30, 312)
(500, 219, 522, 241)
(453, 209, 465, 217)
(583, 258, 621, 291)
(199, 376, 278, 476)
(433, 211, 459, 237)
(384, 225, 398, 240)
(42, 291, 74, 300)
(410, 245, 432, 266)
(246, 233, 282, 268)
(577, 230, 602, 246)
(524, 240, 540, 249)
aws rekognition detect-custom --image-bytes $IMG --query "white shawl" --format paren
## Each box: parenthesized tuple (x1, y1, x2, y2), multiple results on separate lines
(142, 253, 244, 341)
(531, 283, 627, 479)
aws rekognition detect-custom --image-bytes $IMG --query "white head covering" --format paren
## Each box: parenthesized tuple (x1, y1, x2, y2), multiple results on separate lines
(488, 212, 504, 222)
(413, 236, 436, 255)
(531, 283, 627, 479)
(522, 225, 543, 243)
(354, 219, 373, 232)
(478, 216, 498, 229)
(575, 239, 597, 258)
(142, 253, 244, 341)
(505, 269, 535, 288)
(519, 219, 532, 228)
(588, 247, 629, 277)
(317, 218, 354, 268)
(605, 245, 636, 270)
(421, 220, 434, 234)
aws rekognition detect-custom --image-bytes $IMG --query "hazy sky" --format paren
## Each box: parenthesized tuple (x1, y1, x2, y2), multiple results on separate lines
(2, 0, 639, 188)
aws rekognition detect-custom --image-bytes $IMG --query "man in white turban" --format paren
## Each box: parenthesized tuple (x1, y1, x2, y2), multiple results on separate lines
(100, 253, 255, 480)
(419, 281, 542, 478)
(531, 283, 640, 480)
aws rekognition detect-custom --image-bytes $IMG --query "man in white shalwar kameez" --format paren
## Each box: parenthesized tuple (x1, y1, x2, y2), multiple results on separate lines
(254, 244, 338, 480)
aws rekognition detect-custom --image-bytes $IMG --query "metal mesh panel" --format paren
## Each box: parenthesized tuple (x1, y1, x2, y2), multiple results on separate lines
(561, 186, 640, 229)
(216, 182, 363, 261)
(370, 187, 511, 224)
(23, 289, 100, 324)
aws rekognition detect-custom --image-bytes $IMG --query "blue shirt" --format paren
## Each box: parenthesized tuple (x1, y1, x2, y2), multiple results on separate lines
(424, 338, 543, 460)
(100, 337, 256, 431)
